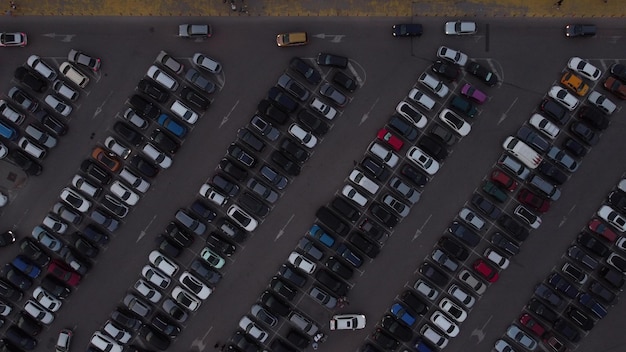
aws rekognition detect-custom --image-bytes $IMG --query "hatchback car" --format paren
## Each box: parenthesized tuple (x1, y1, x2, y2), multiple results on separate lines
(548, 86, 579, 111)
(568, 56, 601, 81)
(466, 61, 498, 86)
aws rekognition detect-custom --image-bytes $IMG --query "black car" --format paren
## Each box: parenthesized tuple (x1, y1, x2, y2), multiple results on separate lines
(270, 338, 297, 352)
(497, 214, 529, 241)
(14, 67, 47, 93)
(370, 203, 399, 229)
(137, 79, 169, 103)
(8, 149, 42, 176)
(80, 225, 110, 245)
(0, 231, 14, 248)
(438, 236, 469, 260)
(111, 309, 143, 332)
(237, 128, 266, 152)
(448, 221, 480, 247)
(259, 290, 291, 317)
(392, 23, 423, 37)
(331, 197, 361, 222)
(230, 331, 261, 352)
(348, 232, 380, 258)
(269, 276, 298, 301)
(129, 94, 160, 119)
(189, 200, 216, 222)
(400, 290, 428, 315)
(74, 237, 98, 258)
(526, 298, 559, 323)
(15, 313, 43, 336)
(431, 60, 460, 81)
(466, 61, 498, 86)
(490, 232, 520, 256)
(289, 57, 322, 85)
(151, 312, 181, 338)
(279, 264, 308, 288)
(80, 159, 112, 185)
(578, 106, 609, 130)
(19, 238, 50, 267)
(113, 121, 145, 146)
(41, 276, 71, 299)
(419, 262, 449, 287)
(610, 63, 626, 82)
(280, 138, 309, 163)
(388, 115, 418, 141)
(563, 137, 587, 157)
(181, 86, 210, 111)
(400, 164, 429, 187)
(359, 218, 389, 245)
(589, 280, 616, 304)
(5, 326, 37, 350)
(219, 159, 248, 181)
(159, 238, 182, 258)
(541, 98, 569, 125)
(317, 52, 348, 68)
(599, 265, 625, 289)
(257, 99, 289, 125)
(429, 124, 457, 146)
(207, 232, 235, 257)
(3, 265, 33, 290)
(570, 121, 599, 146)
(164, 222, 194, 248)
(268, 86, 298, 113)
(537, 161, 568, 185)
(100, 195, 129, 218)
(35, 109, 68, 136)
(380, 315, 413, 342)
(140, 326, 171, 350)
(316, 207, 349, 237)
(517, 125, 550, 153)
(297, 109, 330, 136)
(566, 306, 594, 331)
(565, 24, 596, 37)
(150, 129, 180, 154)
(577, 232, 609, 257)
(553, 319, 581, 343)
(325, 256, 354, 280)
(211, 173, 239, 197)
(271, 151, 301, 177)
(286, 329, 310, 349)
(0, 278, 23, 302)
(332, 71, 358, 92)
(418, 135, 448, 161)
(238, 192, 270, 218)
(371, 328, 401, 350)
(315, 269, 349, 296)
(361, 157, 391, 181)
(190, 259, 221, 285)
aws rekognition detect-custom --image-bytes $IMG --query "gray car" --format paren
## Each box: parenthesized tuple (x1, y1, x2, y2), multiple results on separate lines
(506, 324, 537, 350)
(319, 83, 347, 107)
(546, 146, 579, 172)
(250, 115, 280, 141)
(184, 69, 215, 93)
(123, 294, 151, 318)
(297, 238, 324, 261)
(175, 209, 206, 235)
(277, 73, 310, 101)
(247, 178, 279, 203)
(431, 249, 459, 272)
(388, 177, 420, 204)
(90, 208, 120, 232)
(309, 286, 337, 308)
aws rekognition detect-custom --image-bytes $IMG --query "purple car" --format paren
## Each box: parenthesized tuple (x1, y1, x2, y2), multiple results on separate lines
(460, 84, 487, 104)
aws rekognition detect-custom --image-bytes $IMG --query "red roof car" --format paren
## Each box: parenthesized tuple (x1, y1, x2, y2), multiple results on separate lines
(603, 76, 626, 100)
(47, 259, 81, 286)
(519, 313, 546, 337)
(491, 169, 518, 192)
(376, 128, 404, 151)
(473, 259, 498, 283)
(588, 219, 618, 243)
(517, 188, 550, 213)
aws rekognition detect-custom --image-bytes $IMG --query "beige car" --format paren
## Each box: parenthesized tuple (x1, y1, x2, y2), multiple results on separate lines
(276, 32, 308, 47)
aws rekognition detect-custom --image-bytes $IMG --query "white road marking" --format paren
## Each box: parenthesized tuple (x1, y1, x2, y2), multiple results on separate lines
(189, 326, 213, 351)
(498, 97, 518, 125)
(93, 91, 114, 119)
(136, 214, 157, 242)
(412, 214, 432, 241)
(275, 213, 295, 241)
(558, 204, 577, 228)
(360, 98, 379, 125)
(470, 314, 493, 343)
(43, 33, 76, 42)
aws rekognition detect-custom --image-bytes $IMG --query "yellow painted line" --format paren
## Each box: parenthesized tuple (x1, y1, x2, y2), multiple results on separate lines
(9, 0, 626, 16)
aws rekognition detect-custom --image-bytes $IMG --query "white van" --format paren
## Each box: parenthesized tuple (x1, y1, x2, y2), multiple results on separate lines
(59, 62, 89, 88)
(502, 136, 542, 169)
(147, 65, 179, 91)
(18, 137, 46, 159)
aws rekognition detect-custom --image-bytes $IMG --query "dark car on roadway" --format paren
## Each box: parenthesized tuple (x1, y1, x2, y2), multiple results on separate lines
(392, 23, 423, 37)
(466, 61, 498, 86)
(289, 57, 322, 85)
(565, 24, 596, 37)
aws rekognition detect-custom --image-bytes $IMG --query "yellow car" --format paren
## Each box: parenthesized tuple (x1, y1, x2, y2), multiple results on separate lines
(276, 32, 308, 47)
(560, 72, 589, 96)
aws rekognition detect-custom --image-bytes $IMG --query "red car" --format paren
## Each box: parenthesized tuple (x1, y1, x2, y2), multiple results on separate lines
(603, 76, 626, 100)
(473, 259, 498, 282)
(376, 128, 404, 151)
(491, 169, 518, 192)
(519, 313, 546, 337)
(47, 259, 81, 287)
(517, 188, 550, 213)
(588, 219, 618, 243)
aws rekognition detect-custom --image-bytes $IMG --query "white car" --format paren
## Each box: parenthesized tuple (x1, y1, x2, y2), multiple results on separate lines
(439, 109, 471, 136)
(179, 271, 212, 300)
(406, 146, 440, 175)
(513, 204, 542, 229)
(72, 174, 101, 198)
(133, 279, 163, 303)
(420, 324, 449, 349)
(288, 251, 317, 274)
(438, 297, 467, 322)
(310, 98, 337, 120)
(529, 114, 560, 139)
(349, 170, 380, 195)
(548, 86, 579, 111)
(24, 299, 54, 324)
(123, 108, 149, 129)
(369, 142, 399, 167)
(448, 284, 475, 308)
(44, 95, 72, 117)
(149, 250, 179, 276)
(484, 248, 510, 270)
(437, 46, 468, 66)
(329, 314, 366, 330)
(239, 316, 268, 342)
(457, 270, 486, 295)
(588, 91, 616, 115)
(458, 208, 485, 231)
(53, 80, 79, 101)
(172, 286, 201, 312)
(444, 21, 477, 35)
(568, 57, 601, 81)
(193, 53, 222, 74)
(147, 65, 179, 90)
(382, 194, 409, 217)
(430, 310, 460, 337)
(199, 183, 228, 206)
(598, 205, 626, 232)
(119, 168, 150, 193)
(341, 185, 368, 207)
(91, 332, 122, 352)
(227, 204, 258, 231)
(171, 100, 198, 124)
(419, 72, 449, 98)
(42, 214, 68, 234)
(110, 181, 139, 206)
(494, 339, 516, 352)
(408, 88, 436, 111)
(60, 187, 91, 213)
(104, 136, 131, 159)
(288, 123, 318, 148)
(103, 320, 131, 343)
(33, 287, 62, 312)
(395, 101, 427, 128)
(142, 265, 171, 289)
(27, 55, 58, 80)
(142, 143, 172, 169)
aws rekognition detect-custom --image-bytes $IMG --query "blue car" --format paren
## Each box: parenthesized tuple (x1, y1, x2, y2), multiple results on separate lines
(11, 255, 42, 279)
(157, 114, 187, 138)
(308, 224, 335, 248)
(390, 302, 416, 326)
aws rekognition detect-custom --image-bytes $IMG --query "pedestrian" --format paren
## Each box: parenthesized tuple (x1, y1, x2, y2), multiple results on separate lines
(9, 1, 16, 9)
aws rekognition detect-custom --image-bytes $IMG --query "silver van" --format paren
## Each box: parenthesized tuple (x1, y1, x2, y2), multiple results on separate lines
(497, 154, 530, 180)
(288, 311, 319, 336)
(25, 124, 57, 149)
(59, 62, 89, 88)
(529, 174, 561, 200)
(147, 65, 179, 91)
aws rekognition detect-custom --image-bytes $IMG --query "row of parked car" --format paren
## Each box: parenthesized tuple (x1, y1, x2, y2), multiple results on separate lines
(0, 51, 98, 178)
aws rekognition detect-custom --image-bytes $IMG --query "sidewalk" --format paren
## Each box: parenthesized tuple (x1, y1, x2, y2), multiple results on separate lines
(6, 0, 626, 17)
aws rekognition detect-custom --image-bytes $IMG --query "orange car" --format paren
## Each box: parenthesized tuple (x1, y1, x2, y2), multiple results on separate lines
(91, 147, 121, 172)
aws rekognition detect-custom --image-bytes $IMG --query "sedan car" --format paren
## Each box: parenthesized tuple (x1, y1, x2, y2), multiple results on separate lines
(466, 61, 497, 86)
(406, 146, 439, 175)
(548, 86, 579, 111)
(68, 49, 101, 71)
(47, 260, 81, 286)
(506, 325, 538, 351)
(571, 122, 599, 146)
(603, 76, 626, 100)
(437, 46, 468, 66)
(0, 32, 27, 46)
(588, 91, 616, 115)
(439, 108, 470, 136)
(179, 24, 211, 38)
(289, 57, 321, 84)
(9, 86, 38, 112)
(317, 52, 349, 68)
(320, 83, 347, 107)
(568, 56, 601, 81)
(431, 60, 460, 81)
(444, 21, 477, 35)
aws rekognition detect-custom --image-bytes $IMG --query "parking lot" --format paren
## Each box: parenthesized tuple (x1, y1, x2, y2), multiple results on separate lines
(0, 15, 625, 352)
